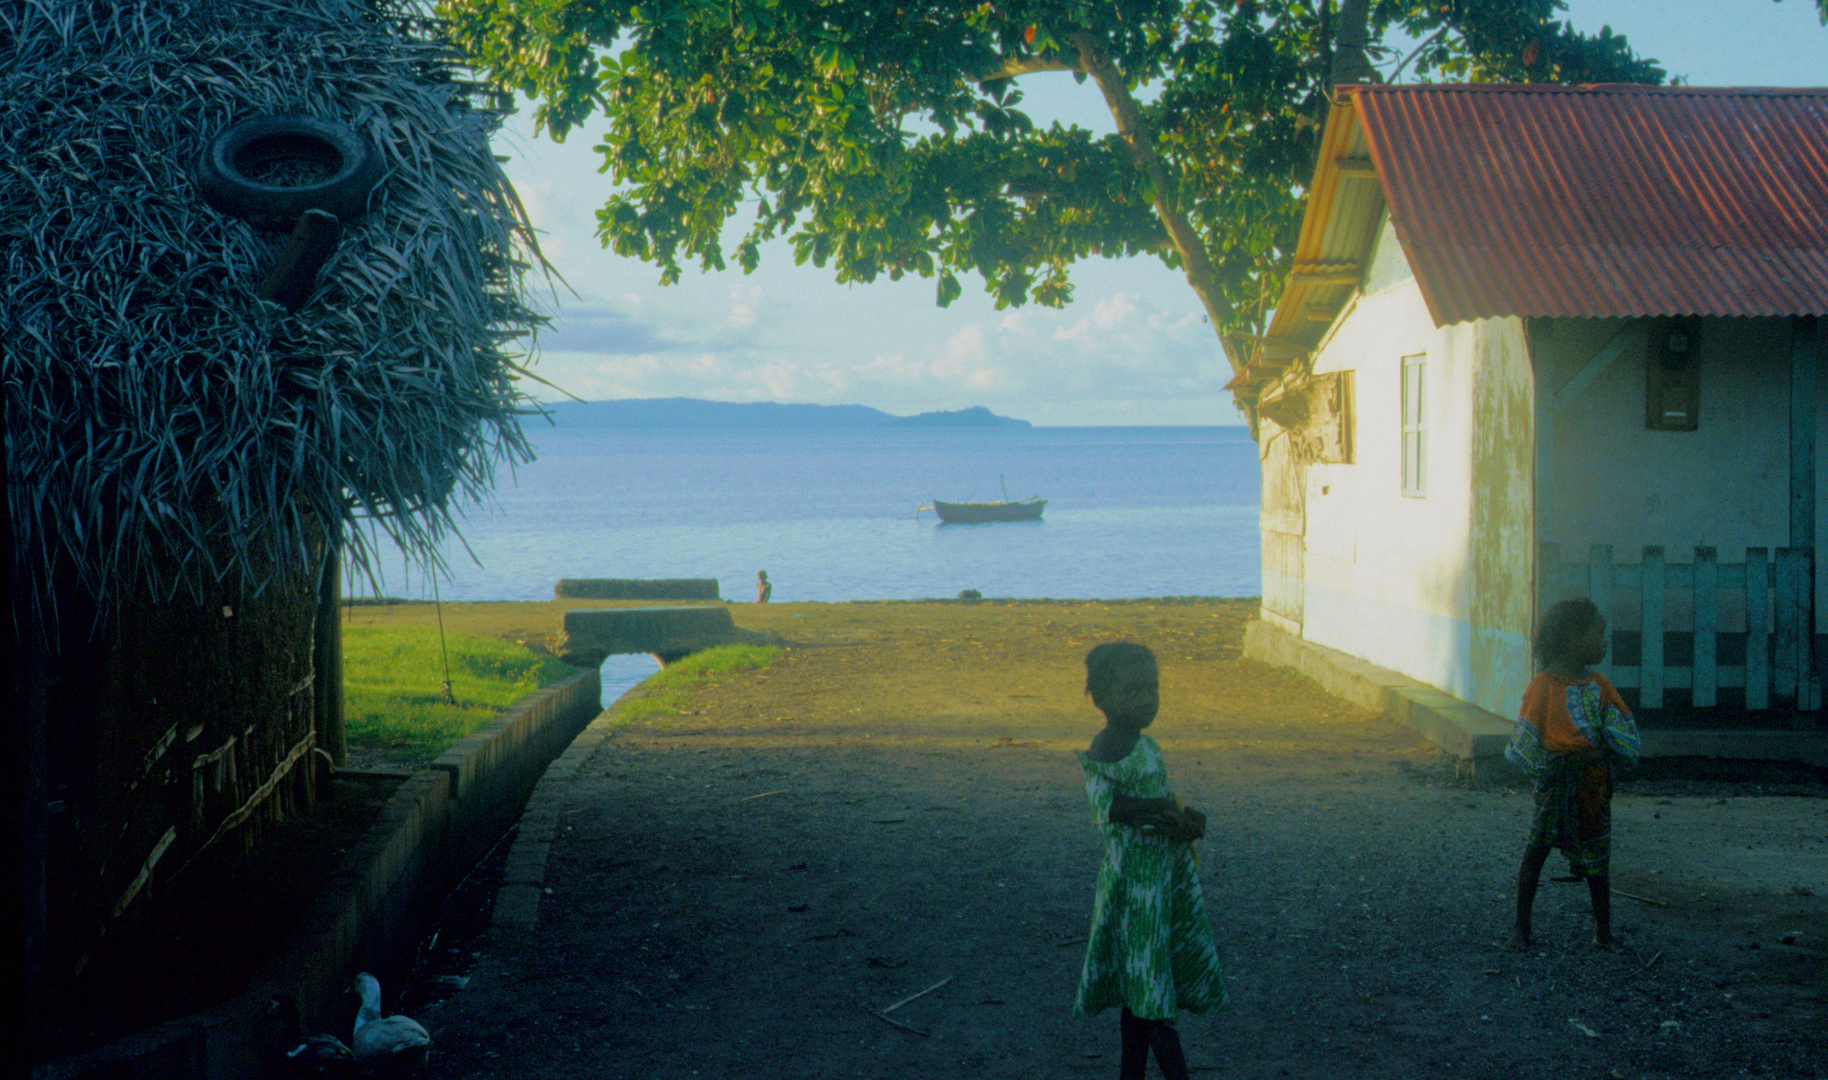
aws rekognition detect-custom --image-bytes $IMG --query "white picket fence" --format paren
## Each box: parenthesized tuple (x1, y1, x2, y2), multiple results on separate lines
(1538, 543, 1821, 710)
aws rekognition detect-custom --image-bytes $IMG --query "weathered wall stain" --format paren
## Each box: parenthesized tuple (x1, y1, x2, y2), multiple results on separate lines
(1470, 318, 1536, 710)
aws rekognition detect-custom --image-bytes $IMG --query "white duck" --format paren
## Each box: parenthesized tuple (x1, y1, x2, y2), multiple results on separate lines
(350, 972, 432, 1071)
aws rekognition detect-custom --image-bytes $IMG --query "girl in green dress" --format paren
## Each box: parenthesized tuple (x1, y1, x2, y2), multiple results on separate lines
(1074, 642, 1228, 1080)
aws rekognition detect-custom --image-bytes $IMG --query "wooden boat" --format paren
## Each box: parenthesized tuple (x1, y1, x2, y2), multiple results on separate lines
(922, 496, 1046, 523)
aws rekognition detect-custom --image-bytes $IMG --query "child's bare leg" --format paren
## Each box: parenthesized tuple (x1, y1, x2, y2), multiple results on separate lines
(1143, 1018, 1190, 1080)
(1118, 1009, 1149, 1080)
(1586, 873, 1617, 949)
(1508, 843, 1550, 950)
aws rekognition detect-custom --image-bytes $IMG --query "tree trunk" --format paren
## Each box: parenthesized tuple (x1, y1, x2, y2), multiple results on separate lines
(1068, 33, 1240, 369)
(1331, 0, 1379, 86)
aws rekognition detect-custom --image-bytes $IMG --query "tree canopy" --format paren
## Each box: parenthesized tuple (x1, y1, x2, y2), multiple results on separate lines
(437, 0, 1664, 364)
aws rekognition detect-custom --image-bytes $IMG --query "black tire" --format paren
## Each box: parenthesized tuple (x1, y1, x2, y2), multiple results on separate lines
(195, 115, 384, 231)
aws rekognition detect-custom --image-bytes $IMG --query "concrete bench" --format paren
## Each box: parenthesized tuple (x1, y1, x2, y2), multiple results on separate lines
(559, 605, 754, 666)
(554, 578, 720, 600)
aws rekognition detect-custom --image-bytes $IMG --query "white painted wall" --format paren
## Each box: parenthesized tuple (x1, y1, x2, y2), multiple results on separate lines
(1291, 217, 1527, 713)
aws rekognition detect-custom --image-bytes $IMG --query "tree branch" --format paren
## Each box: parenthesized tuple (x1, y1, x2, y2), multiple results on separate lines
(1066, 32, 1237, 360)
(1386, 25, 1451, 82)
(974, 56, 1080, 82)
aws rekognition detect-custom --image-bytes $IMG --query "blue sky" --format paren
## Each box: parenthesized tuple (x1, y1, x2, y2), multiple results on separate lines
(493, 1, 1825, 426)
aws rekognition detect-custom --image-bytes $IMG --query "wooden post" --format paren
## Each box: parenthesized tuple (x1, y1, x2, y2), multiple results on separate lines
(1693, 547, 1719, 707)
(1640, 546, 1665, 707)
(1747, 548, 1771, 709)
(1792, 316, 1819, 714)
(1589, 545, 1614, 685)
(314, 543, 346, 766)
(1535, 338, 1557, 612)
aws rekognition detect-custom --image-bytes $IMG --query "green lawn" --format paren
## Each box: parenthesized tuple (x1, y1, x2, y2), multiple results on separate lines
(342, 625, 579, 764)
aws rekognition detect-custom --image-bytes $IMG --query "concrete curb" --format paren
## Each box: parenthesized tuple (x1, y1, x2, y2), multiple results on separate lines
(1243, 617, 1514, 779)
(490, 708, 623, 933)
(33, 667, 603, 1080)
(1243, 617, 1828, 775)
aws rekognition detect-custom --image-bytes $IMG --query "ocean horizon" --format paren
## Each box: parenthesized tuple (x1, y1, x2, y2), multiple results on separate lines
(347, 421, 1262, 606)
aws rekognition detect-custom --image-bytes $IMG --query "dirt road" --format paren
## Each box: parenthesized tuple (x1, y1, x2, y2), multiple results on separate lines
(419, 599, 1827, 1079)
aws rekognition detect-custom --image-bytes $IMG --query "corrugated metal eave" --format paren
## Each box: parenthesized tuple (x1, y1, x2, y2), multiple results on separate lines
(1351, 84, 1828, 326)
(1410, 244, 1828, 323)
(1263, 103, 1381, 348)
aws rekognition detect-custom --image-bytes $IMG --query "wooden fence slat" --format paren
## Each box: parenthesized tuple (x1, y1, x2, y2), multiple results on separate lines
(1776, 548, 1799, 699)
(1800, 550, 1820, 712)
(1542, 543, 1797, 709)
(1747, 548, 1770, 709)
(1693, 547, 1718, 707)
(1589, 545, 1615, 684)
(1640, 546, 1666, 707)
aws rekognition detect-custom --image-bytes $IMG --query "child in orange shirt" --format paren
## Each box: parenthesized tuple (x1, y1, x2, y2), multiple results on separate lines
(1505, 598, 1641, 951)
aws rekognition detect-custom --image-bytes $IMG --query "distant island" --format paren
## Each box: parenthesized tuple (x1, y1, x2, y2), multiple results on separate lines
(880, 405, 1029, 428)
(542, 397, 1032, 429)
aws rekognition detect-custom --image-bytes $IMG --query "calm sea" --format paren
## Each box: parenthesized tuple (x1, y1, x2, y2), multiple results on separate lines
(350, 423, 1263, 701)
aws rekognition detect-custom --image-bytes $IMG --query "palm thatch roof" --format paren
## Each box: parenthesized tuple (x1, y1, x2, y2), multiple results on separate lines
(2, 0, 547, 621)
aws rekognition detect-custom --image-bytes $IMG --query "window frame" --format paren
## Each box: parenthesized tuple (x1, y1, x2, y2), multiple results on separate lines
(1400, 353, 1426, 498)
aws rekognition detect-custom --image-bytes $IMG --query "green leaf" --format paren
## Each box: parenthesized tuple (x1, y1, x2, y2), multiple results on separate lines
(936, 271, 962, 307)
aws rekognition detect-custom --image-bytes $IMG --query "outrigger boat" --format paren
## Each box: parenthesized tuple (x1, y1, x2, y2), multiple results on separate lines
(924, 496, 1046, 523)
(917, 475, 1046, 523)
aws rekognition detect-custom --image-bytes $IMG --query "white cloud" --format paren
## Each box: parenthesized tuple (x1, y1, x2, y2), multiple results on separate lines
(591, 353, 664, 384)
(727, 283, 763, 328)
(1093, 292, 1137, 328)
(934, 324, 988, 376)
(1053, 292, 1136, 341)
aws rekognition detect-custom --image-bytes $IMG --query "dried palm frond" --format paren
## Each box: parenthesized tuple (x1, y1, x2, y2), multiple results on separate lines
(1, 0, 547, 625)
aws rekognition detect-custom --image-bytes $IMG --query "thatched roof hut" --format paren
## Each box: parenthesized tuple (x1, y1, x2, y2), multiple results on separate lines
(2, 0, 549, 1038)
(4, 0, 544, 615)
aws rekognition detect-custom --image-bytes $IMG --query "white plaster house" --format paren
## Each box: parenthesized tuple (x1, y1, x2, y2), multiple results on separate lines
(1229, 84, 1828, 724)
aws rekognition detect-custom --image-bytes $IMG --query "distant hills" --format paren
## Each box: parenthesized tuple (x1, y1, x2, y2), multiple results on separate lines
(882, 406, 1029, 428)
(543, 397, 1033, 429)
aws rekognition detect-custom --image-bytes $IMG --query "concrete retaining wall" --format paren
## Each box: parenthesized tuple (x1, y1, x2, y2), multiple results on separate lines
(558, 605, 757, 666)
(554, 578, 719, 600)
(33, 666, 603, 1080)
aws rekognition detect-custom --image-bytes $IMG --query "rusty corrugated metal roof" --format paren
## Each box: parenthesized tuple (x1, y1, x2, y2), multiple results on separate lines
(1349, 83, 1828, 325)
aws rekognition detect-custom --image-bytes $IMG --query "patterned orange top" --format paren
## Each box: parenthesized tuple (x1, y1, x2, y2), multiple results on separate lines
(1517, 671, 1630, 755)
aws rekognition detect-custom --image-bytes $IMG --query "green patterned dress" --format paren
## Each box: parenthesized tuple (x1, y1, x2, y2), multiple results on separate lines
(1073, 734, 1228, 1021)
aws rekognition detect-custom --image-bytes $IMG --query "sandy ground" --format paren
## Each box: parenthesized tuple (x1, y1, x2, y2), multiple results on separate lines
(401, 599, 1827, 1080)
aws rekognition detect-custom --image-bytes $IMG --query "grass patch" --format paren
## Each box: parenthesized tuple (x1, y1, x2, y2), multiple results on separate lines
(343, 625, 577, 764)
(651, 644, 780, 686)
(611, 644, 780, 723)
(614, 691, 690, 723)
